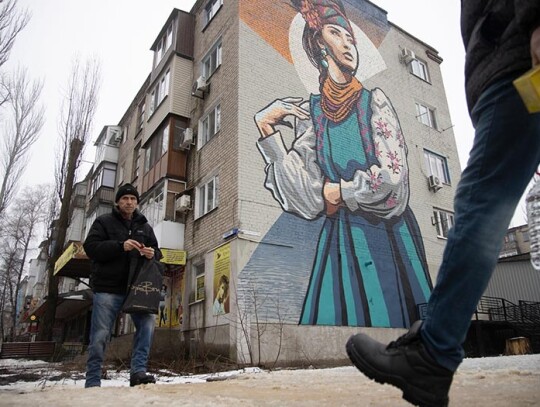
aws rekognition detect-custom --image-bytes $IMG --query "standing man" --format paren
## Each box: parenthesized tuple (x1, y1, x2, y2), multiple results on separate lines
(84, 183, 161, 388)
(346, 1, 540, 407)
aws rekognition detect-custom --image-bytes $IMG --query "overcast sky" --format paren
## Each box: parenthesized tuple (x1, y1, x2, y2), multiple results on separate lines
(3, 0, 527, 226)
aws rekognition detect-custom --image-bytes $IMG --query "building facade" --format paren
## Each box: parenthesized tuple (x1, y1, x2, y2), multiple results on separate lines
(24, 0, 464, 366)
(145, 0, 460, 366)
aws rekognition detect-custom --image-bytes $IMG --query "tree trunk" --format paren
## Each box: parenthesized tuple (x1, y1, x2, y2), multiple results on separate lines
(38, 138, 82, 341)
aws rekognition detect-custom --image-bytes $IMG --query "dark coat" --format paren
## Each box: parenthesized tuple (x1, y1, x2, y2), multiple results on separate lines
(461, 0, 540, 112)
(83, 207, 161, 294)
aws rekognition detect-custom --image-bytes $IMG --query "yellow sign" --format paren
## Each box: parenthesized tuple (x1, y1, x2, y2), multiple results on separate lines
(160, 249, 186, 265)
(54, 242, 88, 275)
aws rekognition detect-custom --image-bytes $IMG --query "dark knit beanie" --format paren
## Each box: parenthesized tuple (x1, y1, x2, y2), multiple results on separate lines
(115, 183, 140, 203)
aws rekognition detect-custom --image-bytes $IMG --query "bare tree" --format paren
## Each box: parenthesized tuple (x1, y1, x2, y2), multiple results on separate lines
(39, 58, 100, 341)
(0, 184, 49, 340)
(0, 0, 30, 108)
(0, 68, 44, 221)
(0, 0, 29, 70)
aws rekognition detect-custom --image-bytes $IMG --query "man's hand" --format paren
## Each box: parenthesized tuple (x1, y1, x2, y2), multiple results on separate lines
(139, 245, 155, 259)
(123, 239, 143, 252)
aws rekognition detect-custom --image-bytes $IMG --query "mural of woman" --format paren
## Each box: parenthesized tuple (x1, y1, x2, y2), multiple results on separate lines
(254, 0, 433, 328)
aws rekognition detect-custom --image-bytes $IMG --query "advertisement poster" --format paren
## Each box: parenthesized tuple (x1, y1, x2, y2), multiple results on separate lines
(156, 266, 184, 328)
(213, 243, 231, 315)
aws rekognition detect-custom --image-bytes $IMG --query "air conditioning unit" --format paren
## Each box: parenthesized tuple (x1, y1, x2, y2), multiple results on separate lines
(180, 128, 194, 149)
(194, 76, 208, 92)
(428, 175, 443, 191)
(400, 48, 416, 64)
(175, 194, 191, 212)
(106, 126, 123, 144)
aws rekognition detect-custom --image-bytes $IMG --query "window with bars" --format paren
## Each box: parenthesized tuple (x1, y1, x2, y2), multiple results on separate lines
(194, 263, 206, 302)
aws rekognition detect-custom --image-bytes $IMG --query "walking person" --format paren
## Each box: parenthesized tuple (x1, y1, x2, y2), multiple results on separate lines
(346, 1, 540, 406)
(84, 183, 161, 388)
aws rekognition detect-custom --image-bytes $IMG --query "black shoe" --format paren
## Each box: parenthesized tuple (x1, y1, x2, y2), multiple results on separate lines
(346, 321, 454, 407)
(130, 372, 156, 387)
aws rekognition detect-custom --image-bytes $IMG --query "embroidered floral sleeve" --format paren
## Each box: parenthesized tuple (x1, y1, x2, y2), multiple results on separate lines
(256, 103, 325, 220)
(340, 88, 410, 218)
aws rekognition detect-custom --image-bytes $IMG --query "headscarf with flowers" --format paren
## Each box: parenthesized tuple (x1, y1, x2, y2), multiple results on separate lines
(294, 0, 354, 42)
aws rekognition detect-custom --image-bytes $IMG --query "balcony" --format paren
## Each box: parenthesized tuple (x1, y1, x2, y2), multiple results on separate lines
(87, 186, 114, 215)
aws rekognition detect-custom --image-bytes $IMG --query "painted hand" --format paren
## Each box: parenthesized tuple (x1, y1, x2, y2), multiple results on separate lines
(254, 97, 310, 137)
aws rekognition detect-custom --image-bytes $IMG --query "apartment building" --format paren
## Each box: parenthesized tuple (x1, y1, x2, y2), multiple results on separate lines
(500, 224, 531, 259)
(33, 0, 462, 366)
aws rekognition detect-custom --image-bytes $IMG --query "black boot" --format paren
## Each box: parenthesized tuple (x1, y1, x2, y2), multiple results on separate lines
(130, 371, 156, 387)
(346, 321, 454, 407)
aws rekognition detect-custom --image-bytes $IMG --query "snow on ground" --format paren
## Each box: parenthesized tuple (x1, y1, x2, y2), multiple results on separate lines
(0, 355, 539, 406)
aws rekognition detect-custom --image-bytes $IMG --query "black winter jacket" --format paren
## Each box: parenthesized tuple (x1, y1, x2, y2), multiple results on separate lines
(461, 0, 540, 112)
(83, 207, 161, 294)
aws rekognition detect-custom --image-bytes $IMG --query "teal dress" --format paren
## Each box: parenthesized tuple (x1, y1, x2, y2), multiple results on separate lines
(299, 90, 432, 328)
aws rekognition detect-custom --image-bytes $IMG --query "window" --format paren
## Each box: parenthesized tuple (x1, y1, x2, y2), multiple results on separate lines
(199, 104, 221, 147)
(132, 143, 141, 180)
(173, 120, 186, 150)
(204, 0, 223, 26)
(203, 40, 222, 79)
(154, 23, 174, 67)
(424, 150, 450, 184)
(196, 176, 219, 218)
(410, 58, 429, 81)
(144, 122, 170, 173)
(117, 165, 124, 186)
(433, 209, 454, 238)
(140, 184, 165, 227)
(148, 70, 170, 117)
(90, 163, 116, 196)
(194, 263, 206, 302)
(84, 211, 97, 239)
(137, 101, 145, 132)
(415, 102, 437, 129)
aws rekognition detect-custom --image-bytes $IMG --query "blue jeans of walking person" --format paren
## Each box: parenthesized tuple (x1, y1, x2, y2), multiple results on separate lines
(420, 76, 540, 371)
(85, 292, 156, 388)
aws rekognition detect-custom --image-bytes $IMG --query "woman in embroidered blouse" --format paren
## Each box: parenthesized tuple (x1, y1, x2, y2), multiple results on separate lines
(254, 0, 432, 328)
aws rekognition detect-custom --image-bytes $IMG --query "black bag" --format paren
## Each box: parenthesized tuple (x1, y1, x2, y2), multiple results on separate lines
(122, 259, 164, 314)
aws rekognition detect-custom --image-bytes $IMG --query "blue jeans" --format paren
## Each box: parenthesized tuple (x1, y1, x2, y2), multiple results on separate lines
(421, 77, 540, 371)
(85, 292, 156, 388)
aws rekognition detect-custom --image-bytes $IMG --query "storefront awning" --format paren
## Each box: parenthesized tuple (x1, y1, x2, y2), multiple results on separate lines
(54, 241, 91, 278)
(21, 290, 93, 323)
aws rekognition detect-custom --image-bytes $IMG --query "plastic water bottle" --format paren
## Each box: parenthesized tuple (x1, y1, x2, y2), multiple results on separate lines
(527, 179, 540, 270)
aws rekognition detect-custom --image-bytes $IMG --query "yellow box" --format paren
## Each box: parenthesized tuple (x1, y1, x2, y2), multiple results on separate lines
(513, 65, 540, 113)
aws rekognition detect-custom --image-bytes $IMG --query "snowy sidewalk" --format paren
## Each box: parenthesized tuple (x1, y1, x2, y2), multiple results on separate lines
(0, 354, 539, 406)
